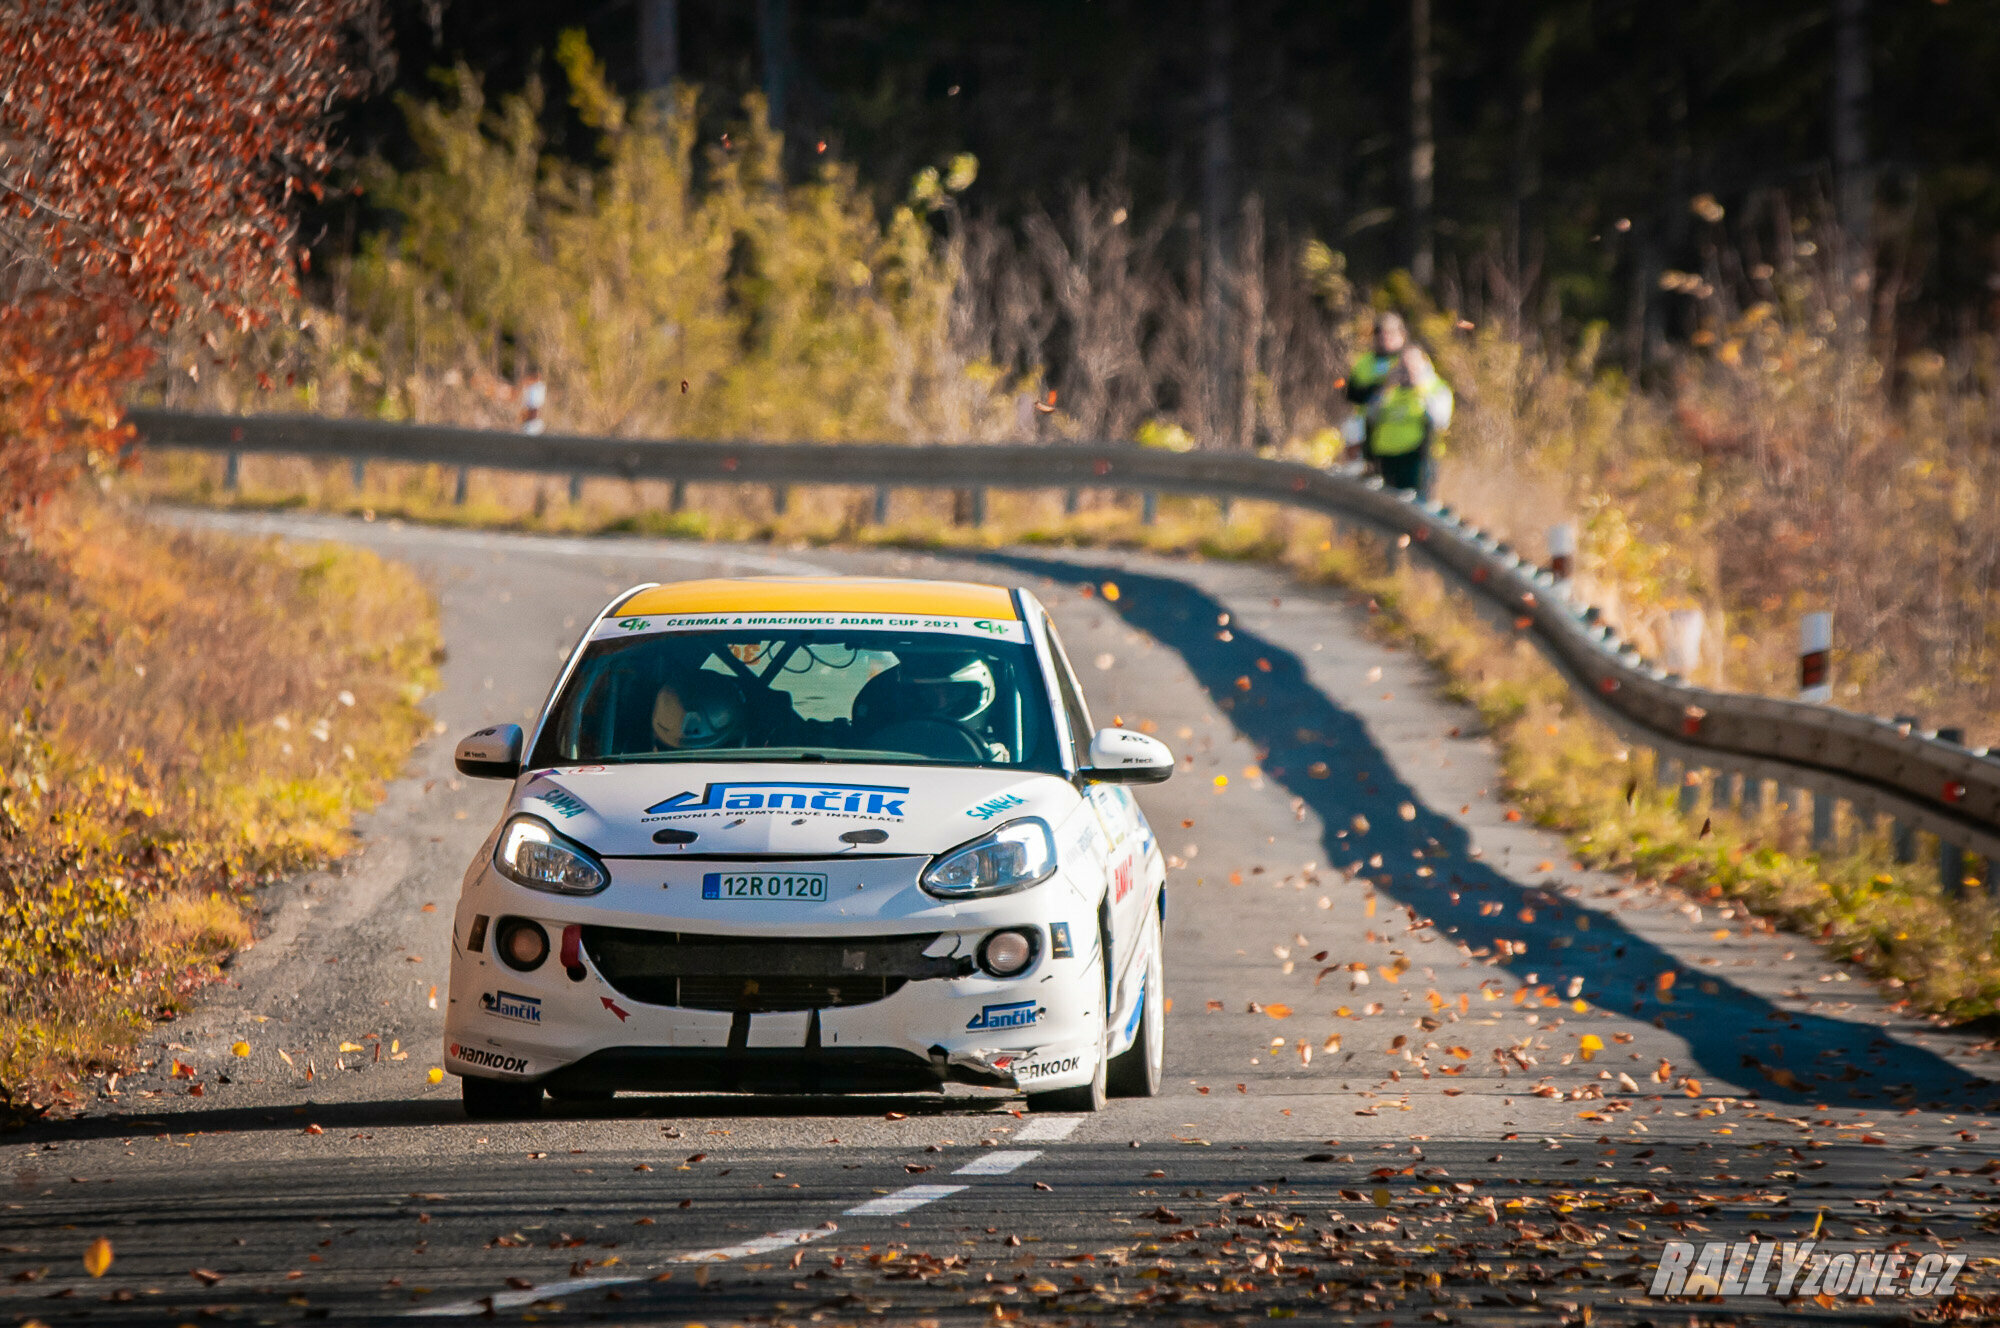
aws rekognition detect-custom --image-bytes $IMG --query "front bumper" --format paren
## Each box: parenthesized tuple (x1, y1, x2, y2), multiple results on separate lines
(444, 856, 1104, 1095)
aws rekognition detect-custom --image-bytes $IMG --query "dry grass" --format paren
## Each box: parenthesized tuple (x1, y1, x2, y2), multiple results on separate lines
(0, 498, 439, 1114)
(1315, 533, 2000, 1025)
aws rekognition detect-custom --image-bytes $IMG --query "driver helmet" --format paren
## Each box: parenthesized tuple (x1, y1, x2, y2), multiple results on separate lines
(652, 671, 748, 750)
(887, 650, 997, 725)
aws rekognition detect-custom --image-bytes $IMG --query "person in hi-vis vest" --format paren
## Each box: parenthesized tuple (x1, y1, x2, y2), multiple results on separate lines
(1341, 311, 1453, 498)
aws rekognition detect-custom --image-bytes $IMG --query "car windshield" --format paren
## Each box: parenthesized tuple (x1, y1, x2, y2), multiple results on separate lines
(530, 624, 1063, 773)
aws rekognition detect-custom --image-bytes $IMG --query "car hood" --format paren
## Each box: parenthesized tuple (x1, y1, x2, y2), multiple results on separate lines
(510, 760, 1082, 858)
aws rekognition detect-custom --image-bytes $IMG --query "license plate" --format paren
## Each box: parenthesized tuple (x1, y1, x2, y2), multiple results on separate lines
(701, 871, 827, 901)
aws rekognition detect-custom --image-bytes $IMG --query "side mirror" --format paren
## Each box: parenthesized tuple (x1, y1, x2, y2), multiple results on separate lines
(455, 723, 525, 780)
(1081, 727, 1174, 784)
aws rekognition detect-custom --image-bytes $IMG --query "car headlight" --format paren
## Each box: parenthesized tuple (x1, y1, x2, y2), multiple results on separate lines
(921, 818, 1058, 899)
(494, 815, 609, 895)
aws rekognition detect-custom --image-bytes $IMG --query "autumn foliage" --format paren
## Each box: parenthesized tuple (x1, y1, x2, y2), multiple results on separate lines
(0, 0, 377, 509)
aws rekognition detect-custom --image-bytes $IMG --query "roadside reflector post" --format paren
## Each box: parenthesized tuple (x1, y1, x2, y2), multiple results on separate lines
(223, 451, 240, 491)
(350, 458, 365, 490)
(1547, 521, 1576, 590)
(1937, 727, 1966, 895)
(1798, 611, 1833, 703)
(1663, 609, 1704, 679)
(1141, 490, 1158, 526)
(520, 376, 546, 435)
(1064, 487, 1080, 515)
(772, 484, 788, 517)
(569, 473, 583, 504)
(873, 485, 890, 524)
(972, 486, 988, 527)
(1219, 494, 1233, 523)
(669, 480, 685, 513)
(453, 465, 469, 505)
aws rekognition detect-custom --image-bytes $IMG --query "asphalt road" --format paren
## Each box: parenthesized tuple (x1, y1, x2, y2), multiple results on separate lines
(6, 511, 1998, 1326)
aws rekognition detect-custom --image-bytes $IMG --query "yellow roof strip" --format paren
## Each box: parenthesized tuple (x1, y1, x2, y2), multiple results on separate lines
(616, 577, 1018, 620)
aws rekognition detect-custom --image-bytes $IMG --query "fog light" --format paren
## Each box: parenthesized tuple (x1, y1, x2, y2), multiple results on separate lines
(979, 928, 1036, 977)
(496, 917, 549, 972)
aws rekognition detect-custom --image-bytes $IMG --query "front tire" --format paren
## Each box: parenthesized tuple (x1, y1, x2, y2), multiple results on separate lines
(461, 1075, 543, 1120)
(1107, 913, 1165, 1098)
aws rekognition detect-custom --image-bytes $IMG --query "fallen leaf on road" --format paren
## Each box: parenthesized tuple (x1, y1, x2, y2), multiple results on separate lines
(190, 1268, 224, 1286)
(83, 1238, 112, 1278)
(231, 1042, 250, 1058)
(1264, 1003, 1292, 1019)
(426, 1067, 443, 1085)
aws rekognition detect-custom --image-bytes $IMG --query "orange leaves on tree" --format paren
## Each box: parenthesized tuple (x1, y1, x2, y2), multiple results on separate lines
(0, 0, 378, 508)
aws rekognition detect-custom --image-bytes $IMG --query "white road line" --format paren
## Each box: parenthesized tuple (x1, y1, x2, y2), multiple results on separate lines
(842, 1183, 969, 1216)
(408, 1153, 1038, 1316)
(1011, 1115, 1084, 1142)
(950, 1149, 1042, 1176)
(405, 1227, 836, 1316)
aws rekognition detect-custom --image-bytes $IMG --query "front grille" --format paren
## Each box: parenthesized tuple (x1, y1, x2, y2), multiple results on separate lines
(581, 927, 972, 1013)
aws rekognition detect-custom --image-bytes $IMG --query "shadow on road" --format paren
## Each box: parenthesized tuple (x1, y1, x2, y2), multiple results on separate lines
(9, 1090, 1021, 1145)
(976, 550, 1998, 1111)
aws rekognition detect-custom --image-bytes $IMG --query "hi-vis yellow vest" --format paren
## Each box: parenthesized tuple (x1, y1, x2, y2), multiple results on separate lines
(1349, 353, 1448, 457)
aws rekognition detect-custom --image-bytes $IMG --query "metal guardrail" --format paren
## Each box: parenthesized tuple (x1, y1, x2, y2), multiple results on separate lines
(129, 407, 2000, 869)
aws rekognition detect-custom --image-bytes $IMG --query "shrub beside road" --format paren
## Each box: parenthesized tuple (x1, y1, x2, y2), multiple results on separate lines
(0, 500, 438, 1116)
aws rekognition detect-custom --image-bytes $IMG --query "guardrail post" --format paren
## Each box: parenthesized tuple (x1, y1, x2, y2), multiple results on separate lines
(1219, 495, 1233, 523)
(1811, 791, 1837, 852)
(971, 486, 988, 527)
(569, 473, 583, 504)
(1892, 715, 1920, 862)
(873, 486, 890, 524)
(1064, 487, 1079, 516)
(771, 485, 789, 517)
(1799, 612, 1833, 703)
(1141, 491, 1158, 526)
(1677, 767, 1701, 817)
(223, 452, 240, 491)
(1938, 727, 1966, 894)
(350, 458, 365, 490)
(670, 480, 685, 513)
(453, 465, 469, 505)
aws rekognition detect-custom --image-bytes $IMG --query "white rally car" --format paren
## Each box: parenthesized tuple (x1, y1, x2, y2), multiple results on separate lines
(444, 577, 1173, 1117)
